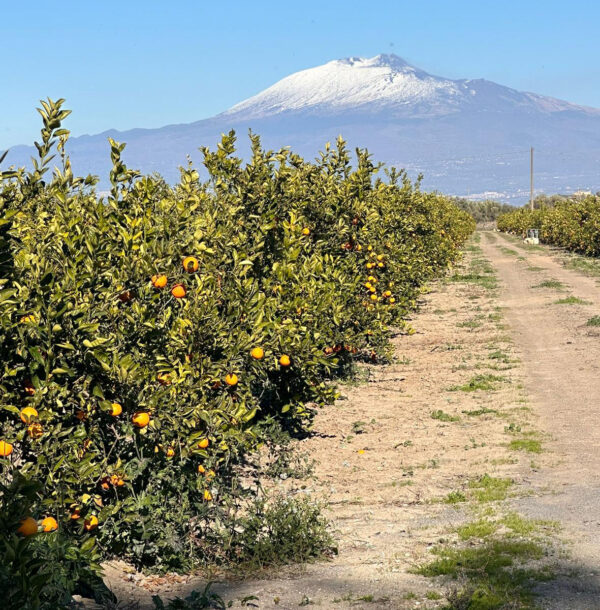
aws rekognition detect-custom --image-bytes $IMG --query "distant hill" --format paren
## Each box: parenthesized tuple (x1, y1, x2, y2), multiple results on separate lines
(4, 54, 600, 203)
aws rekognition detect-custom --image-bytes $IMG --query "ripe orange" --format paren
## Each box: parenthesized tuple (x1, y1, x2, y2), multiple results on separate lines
(197, 438, 209, 449)
(84, 515, 99, 531)
(367, 276, 376, 283)
(197, 464, 206, 474)
(378, 262, 384, 268)
(132, 411, 150, 428)
(115, 477, 125, 487)
(20, 314, 36, 324)
(41, 517, 58, 532)
(302, 227, 310, 236)
(356, 244, 362, 251)
(0, 440, 14, 457)
(165, 447, 175, 458)
(171, 284, 186, 298)
(367, 245, 373, 251)
(250, 347, 264, 360)
(384, 290, 392, 297)
(151, 274, 168, 288)
(18, 517, 38, 536)
(225, 373, 238, 386)
(70, 507, 81, 520)
(27, 423, 43, 439)
(203, 489, 213, 501)
(110, 402, 122, 416)
(369, 286, 376, 293)
(370, 294, 378, 302)
(324, 347, 334, 355)
(377, 254, 384, 261)
(183, 256, 199, 273)
(389, 297, 396, 304)
(100, 476, 111, 491)
(279, 355, 291, 367)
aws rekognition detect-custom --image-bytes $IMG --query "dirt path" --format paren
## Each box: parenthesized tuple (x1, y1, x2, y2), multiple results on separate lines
(480, 231, 600, 607)
(100, 234, 600, 609)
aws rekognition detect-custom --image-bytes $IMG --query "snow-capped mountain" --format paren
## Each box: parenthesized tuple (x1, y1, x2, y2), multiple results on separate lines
(222, 54, 598, 120)
(4, 54, 600, 203)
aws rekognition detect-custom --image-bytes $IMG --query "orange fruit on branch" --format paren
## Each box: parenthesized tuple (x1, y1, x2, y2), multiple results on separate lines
(0, 440, 14, 456)
(151, 274, 168, 288)
(183, 256, 199, 273)
(302, 227, 310, 236)
(110, 402, 122, 416)
(225, 373, 238, 386)
(41, 517, 58, 532)
(250, 347, 264, 360)
(132, 411, 150, 428)
(279, 355, 291, 367)
(18, 517, 38, 537)
(197, 438, 209, 449)
(171, 284, 186, 298)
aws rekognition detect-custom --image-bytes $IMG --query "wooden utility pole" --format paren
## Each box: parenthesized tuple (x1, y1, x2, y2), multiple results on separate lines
(530, 147, 534, 210)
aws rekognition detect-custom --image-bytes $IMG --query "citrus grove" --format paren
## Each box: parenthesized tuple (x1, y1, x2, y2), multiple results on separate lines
(0, 99, 474, 607)
(497, 195, 600, 256)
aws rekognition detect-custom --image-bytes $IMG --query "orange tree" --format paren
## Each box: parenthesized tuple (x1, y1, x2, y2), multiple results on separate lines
(497, 196, 600, 256)
(0, 99, 474, 604)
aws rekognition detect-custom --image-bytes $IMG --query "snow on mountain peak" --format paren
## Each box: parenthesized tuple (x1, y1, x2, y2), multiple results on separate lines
(220, 53, 600, 121)
(221, 54, 460, 119)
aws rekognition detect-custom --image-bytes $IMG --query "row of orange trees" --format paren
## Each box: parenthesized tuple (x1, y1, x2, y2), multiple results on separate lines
(497, 195, 600, 256)
(0, 99, 474, 607)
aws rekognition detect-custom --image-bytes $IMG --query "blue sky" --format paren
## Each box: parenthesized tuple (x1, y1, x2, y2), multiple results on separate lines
(2, 0, 599, 147)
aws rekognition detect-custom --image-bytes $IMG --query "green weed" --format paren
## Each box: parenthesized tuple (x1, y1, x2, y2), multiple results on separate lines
(554, 296, 591, 305)
(431, 410, 461, 423)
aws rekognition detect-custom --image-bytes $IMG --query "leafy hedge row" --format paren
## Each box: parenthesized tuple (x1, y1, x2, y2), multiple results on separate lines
(497, 196, 600, 256)
(0, 99, 474, 607)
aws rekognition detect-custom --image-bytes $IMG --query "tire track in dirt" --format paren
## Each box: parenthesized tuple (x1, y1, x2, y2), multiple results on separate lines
(481, 231, 600, 608)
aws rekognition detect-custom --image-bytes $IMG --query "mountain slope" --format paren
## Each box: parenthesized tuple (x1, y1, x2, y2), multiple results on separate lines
(4, 54, 600, 202)
(221, 54, 599, 120)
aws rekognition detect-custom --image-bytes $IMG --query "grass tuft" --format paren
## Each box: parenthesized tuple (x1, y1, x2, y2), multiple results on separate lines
(431, 410, 460, 423)
(449, 374, 506, 392)
(533, 279, 564, 289)
(509, 438, 542, 454)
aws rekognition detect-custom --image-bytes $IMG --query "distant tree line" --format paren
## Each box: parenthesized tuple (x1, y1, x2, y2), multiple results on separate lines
(451, 198, 516, 223)
(452, 191, 600, 223)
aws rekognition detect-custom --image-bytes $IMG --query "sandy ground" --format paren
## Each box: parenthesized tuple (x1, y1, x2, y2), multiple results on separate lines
(480, 231, 600, 608)
(96, 233, 600, 609)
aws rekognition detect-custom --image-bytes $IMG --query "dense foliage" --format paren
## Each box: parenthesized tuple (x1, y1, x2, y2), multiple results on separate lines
(0, 99, 474, 607)
(452, 198, 516, 224)
(497, 195, 600, 256)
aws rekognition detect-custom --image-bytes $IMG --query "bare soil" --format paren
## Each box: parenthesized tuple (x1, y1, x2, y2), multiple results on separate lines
(98, 233, 600, 609)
